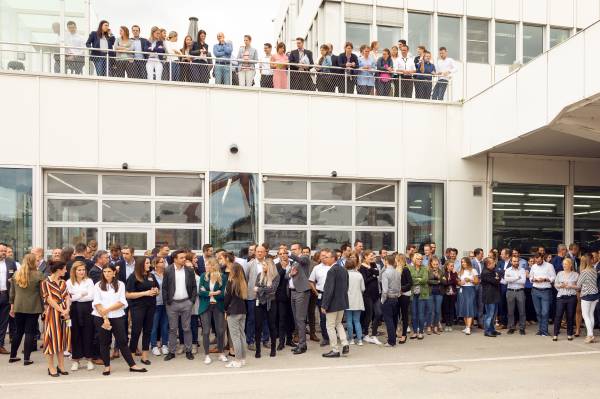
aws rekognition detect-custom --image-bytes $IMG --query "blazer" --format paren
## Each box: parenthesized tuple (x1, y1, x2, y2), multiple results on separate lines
(9, 271, 44, 314)
(337, 53, 359, 76)
(288, 48, 314, 70)
(275, 262, 290, 301)
(69, 255, 94, 274)
(88, 264, 104, 285)
(0, 258, 18, 305)
(85, 31, 115, 57)
(190, 43, 214, 66)
(223, 280, 246, 315)
(409, 265, 430, 299)
(198, 272, 227, 314)
(162, 264, 198, 306)
(196, 256, 207, 276)
(481, 268, 501, 304)
(37, 260, 50, 277)
(286, 254, 311, 293)
(244, 259, 261, 300)
(255, 272, 279, 311)
(143, 40, 166, 61)
(321, 263, 349, 313)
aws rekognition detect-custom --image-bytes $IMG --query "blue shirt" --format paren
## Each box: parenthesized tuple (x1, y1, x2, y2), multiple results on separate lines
(357, 56, 375, 87)
(131, 38, 144, 59)
(415, 62, 436, 80)
(213, 41, 233, 65)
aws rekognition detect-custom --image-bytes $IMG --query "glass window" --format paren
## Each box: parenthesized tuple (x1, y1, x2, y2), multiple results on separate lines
(47, 227, 97, 250)
(438, 16, 461, 61)
(264, 180, 307, 199)
(47, 199, 98, 222)
(47, 173, 98, 194)
(408, 12, 431, 50)
(355, 206, 395, 227)
(264, 230, 308, 248)
(311, 205, 352, 226)
(155, 202, 202, 224)
(355, 183, 395, 202)
(311, 230, 352, 249)
(523, 24, 544, 64)
(407, 182, 444, 250)
(492, 184, 564, 255)
(264, 204, 307, 225)
(550, 27, 570, 48)
(209, 172, 257, 251)
(155, 177, 202, 197)
(356, 231, 395, 251)
(0, 168, 32, 259)
(102, 175, 151, 196)
(377, 25, 402, 49)
(102, 200, 151, 223)
(495, 22, 516, 65)
(467, 19, 489, 63)
(346, 22, 370, 48)
(573, 187, 600, 252)
(105, 231, 148, 250)
(155, 229, 201, 250)
(311, 182, 352, 201)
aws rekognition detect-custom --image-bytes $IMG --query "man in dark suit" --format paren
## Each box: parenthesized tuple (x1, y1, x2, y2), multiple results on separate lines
(337, 42, 359, 94)
(286, 243, 311, 354)
(68, 242, 94, 274)
(320, 248, 349, 358)
(288, 37, 314, 91)
(88, 250, 109, 284)
(0, 243, 18, 354)
(196, 243, 213, 276)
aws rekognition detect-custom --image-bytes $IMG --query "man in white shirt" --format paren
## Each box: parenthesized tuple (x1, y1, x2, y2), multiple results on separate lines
(259, 42, 273, 88)
(432, 47, 456, 101)
(529, 253, 556, 336)
(65, 20, 85, 74)
(397, 45, 416, 98)
(504, 256, 527, 335)
(0, 243, 18, 354)
(496, 248, 512, 328)
(309, 252, 331, 347)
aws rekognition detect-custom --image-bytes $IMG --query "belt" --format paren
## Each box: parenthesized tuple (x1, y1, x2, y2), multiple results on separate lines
(290, 288, 296, 292)
(172, 298, 189, 303)
(533, 287, 552, 290)
(386, 295, 400, 299)
(507, 288, 523, 292)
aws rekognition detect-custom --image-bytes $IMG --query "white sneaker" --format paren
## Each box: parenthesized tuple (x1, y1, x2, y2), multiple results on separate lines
(448, 326, 453, 332)
(461, 328, 469, 334)
(348, 339, 355, 345)
(371, 336, 382, 345)
(152, 347, 161, 356)
(70, 362, 79, 372)
(161, 345, 169, 355)
(192, 345, 198, 355)
(86, 360, 95, 371)
(218, 354, 228, 362)
(225, 361, 241, 368)
(240, 359, 246, 366)
(357, 340, 364, 346)
(363, 335, 373, 344)
(64, 351, 71, 357)
(407, 326, 411, 333)
(464, 327, 471, 335)
(204, 355, 212, 365)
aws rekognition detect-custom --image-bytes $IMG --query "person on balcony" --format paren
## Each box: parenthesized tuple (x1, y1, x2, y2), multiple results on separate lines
(337, 42, 359, 94)
(213, 32, 233, 85)
(86, 20, 115, 77)
(315, 44, 333, 93)
(164, 31, 182, 81)
(236, 35, 258, 87)
(145, 26, 166, 81)
(270, 42, 289, 90)
(259, 43, 274, 88)
(432, 47, 456, 101)
(191, 30, 212, 84)
(288, 37, 314, 91)
(113, 26, 134, 78)
(65, 21, 85, 75)
(357, 45, 375, 96)
(376, 48, 393, 97)
(414, 50, 436, 99)
(130, 25, 150, 79)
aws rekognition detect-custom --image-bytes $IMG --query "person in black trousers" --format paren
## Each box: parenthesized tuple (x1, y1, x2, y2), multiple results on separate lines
(275, 247, 294, 350)
(395, 254, 413, 344)
(359, 250, 382, 344)
(126, 257, 159, 365)
(288, 37, 314, 91)
(66, 261, 96, 371)
(254, 259, 280, 358)
(441, 261, 459, 332)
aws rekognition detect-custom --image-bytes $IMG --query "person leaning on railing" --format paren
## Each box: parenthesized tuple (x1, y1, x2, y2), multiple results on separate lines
(180, 34, 196, 83)
(191, 29, 212, 84)
(414, 50, 436, 99)
(236, 35, 258, 87)
(337, 42, 359, 94)
(376, 48, 394, 97)
(164, 31, 182, 81)
(357, 45, 375, 96)
(145, 26, 166, 81)
(288, 37, 314, 91)
(270, 42, 289, 90)
(259, 43, 274, 88)
(432, 46, 456, 101)
(86, 20, 115, 77)
(113, 26, 134, 78)
(315, 44, 333, 93)
(213, 32, 233, 85)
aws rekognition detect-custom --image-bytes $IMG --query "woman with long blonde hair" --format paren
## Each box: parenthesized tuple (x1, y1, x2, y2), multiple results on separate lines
(224, 263, 248, 368)
(395, 253, 413, 344)
(457, 257, 479, 335)
(254, 258, 280, 358)
(9, 254, 44, 365)
(198, 257, 227, 365)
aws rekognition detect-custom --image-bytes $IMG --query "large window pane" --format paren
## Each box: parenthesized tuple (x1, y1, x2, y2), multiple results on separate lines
(408, 12, 431, 50)
(102, 200, 151, 223)
(210, 172, 257, 250)
(155, 229, 201, 250)
(550, 27, 570, 48)
(264, 230, 307, 248)
(523, 24, 544, 64)
(356, 231, 395, 251)
(492, 184, 564, 254)
(47, 173, 98, 194)
(47, 199, 98, 222)
(265, 180, 307, 200)
(346, 22, 370, 48)
(495, 22, 516, 65)
(574, 187, 600, 252)
(377, 25, 402, 49)
(105, 231, 147, 250)
(0, 168, 32, 259)
(311, 230, 351, 249)
(155, 177, 202, 197)
(438, 16, 461, 60)
(356, 206, 395, 226)
(407, 182, 444, 250)
(355, 183, 395, 202)
(311, 205, 352, 226)
(47, 227, 97, 250)
(102, 175, 151, 196)
(467, 19, 489, 63)
(264, 204, 307, 225)
(311, 182, 352, 201)
(155, 202, 202, 223)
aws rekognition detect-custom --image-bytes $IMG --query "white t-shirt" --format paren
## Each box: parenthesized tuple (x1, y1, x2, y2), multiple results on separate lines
(309, 264, 330, 292)
(260, 55, 273, 75)
(92, 281, 128, 318)
(459, 269, 478, 287)
(164, 40, 180, 61)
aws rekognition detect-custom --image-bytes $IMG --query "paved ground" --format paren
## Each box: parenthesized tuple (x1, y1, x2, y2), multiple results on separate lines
(1, 328, 599, 398)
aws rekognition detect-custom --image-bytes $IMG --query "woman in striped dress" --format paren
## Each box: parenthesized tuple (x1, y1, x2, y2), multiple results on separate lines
(42, 261, 71, 377)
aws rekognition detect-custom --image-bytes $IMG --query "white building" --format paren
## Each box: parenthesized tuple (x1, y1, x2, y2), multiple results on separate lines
(1, 0, 600, 260)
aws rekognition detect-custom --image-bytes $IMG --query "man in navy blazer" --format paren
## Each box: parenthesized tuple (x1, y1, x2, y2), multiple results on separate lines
(471, 248, 485, 327)
(131, 24, 150, 79)
(0, 243, 18, 354)
(196, 243, 213, 276)
(288, 37, 314, 91)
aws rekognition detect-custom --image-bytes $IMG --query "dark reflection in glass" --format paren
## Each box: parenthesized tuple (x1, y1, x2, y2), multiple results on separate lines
(210, 172, 257, 255)
(311, 230, 351, 250)
(156, 229, 202, 250)
(155, 202, 202, 223)
(47, 227, 97, 250)
(356, 231, 395, 251)
(573, 186, 600, 253)
(355, 206, 395, 226)
(407, 182, 444, 251)
(264, 230, 307, 249)
(0, 169, 32, 259)
(264, 204, 307, 225)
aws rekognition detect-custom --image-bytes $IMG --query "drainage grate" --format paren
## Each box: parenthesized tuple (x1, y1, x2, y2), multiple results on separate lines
(421, 364, 461, 374)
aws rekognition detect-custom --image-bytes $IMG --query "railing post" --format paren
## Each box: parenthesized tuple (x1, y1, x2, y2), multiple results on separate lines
(105, 51, 109, 77)
(344, 69, 348, 95)
(169, 59, 173, 81)
(229, 59, 233, 85)
(287, 64, 291, 90)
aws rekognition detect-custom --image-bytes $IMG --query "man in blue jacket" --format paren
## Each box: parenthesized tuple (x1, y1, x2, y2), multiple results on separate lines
(213, 32, 233, 85)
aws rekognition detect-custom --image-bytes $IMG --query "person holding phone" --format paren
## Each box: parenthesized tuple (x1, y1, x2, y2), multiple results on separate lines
(254, 258, 280, 358)
(552, 258, 579, 341)
(457, 257, 479, 335)
(66, 261, 95, 371)
(126, 257, 159, 365)
(199, 257, 228, 365)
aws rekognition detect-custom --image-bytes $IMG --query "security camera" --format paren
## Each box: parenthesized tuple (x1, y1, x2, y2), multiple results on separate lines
(122, 162, 128, 170)
(229, 144, 239, 155)
(331, 170, 337, 177)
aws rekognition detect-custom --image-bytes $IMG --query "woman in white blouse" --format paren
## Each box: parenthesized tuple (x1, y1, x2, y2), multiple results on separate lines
(552, 258, 579, 341)
(457, 257, 479, 335)
(92, 264, 147, 375)
(66, 261, 95, 371)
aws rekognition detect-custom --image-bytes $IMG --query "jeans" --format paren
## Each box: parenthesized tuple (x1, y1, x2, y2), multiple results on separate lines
(92, 56, 107, 76)
(553, 295, 577, 336)
(345, 309, 362, 341)
(150, 304, 169, 348)
(432, 79, 448, 100)
(398, 296, 410, 336)
(382, 298, 399, 345)
(214, 64, 231, 85)
(430, 294, 443, 326)
(484, 303, 498, 334)
(316, 297, 330, 341)
(532, 288, 552, 334)
(411, 294, 429, 333)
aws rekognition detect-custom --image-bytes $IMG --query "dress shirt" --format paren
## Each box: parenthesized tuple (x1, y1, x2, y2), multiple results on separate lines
(65, 32, 85, 56)
(397, 56, 416, 74)
(554, 271, 579, 297)
(309, 264, 330, 293)
(67, 278, 95, 302)
(287, 265, 295, 289)
(435, 56, 457, 78)
(504, 267, 526, 289)
(125, 260, 135, 281)
(152, 271, 165, 306)
(92, 281, 128, 318)
(259, 55, 273, 75)
(529, 262, 556, 289)
(131, 37, 144, 59)
(0, 259, 7, 290)
(499, 260, 511, 284)
(164, 40, 180, 61)
(173, 265, 188, 300)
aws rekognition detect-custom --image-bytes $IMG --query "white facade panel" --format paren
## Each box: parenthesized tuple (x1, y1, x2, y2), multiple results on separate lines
(445, 106, 488, 181)
(466, 0, 493, 18)
(494, 0, 520, 21)
(437, 0, 464, 16)
(522, 0, 548, 25)
(407, 0, 434, 12)
(549, 0, 575, 27)
(492, 156, 570, 185)
(378, 0, 406, 8)
(584, 24, 600, 98)
(516, 54, 548, 135)
(465, 63, 492, 98)
(446, 180, 486, 250)
(576, 0, 600, 28)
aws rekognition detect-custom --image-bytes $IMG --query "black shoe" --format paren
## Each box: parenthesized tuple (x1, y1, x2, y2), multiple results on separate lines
(9, 357, 21, 363)
(536, 331, 542, 336)
(492, 331, 501, 336)
(322, 350, 340, 358)
(140, 359, 151, 365)
(277, 342, 285, 351)
(57, 367, 69, 375)
(129, 367, 148, 373)
(342, 345, 349, 355)
(102, 369, 110, 376)
(255, 351, 261, 358)
(507, 329, 515, 335)
(270, 348, 276, 357)
(185, 352, 194, 360)
(286, 340, 296, 348)
(48, 368, 60, 377)
(319, 339, 330, 347)
(24, 360, 33, 366)
(484, 333, 497, 338)
(292, 346, 307, 355)
(519, 329, 526, 335)
(163, 353, 175, 361)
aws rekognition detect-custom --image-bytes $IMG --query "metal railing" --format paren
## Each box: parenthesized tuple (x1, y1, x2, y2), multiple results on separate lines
(0, 41, 453, 101)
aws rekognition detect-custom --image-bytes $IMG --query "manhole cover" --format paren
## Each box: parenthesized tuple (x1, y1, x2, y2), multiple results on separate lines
(422, 364, 460, 374)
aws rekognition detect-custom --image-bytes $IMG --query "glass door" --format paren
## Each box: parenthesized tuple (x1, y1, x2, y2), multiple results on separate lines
(103, 228, 151, 256)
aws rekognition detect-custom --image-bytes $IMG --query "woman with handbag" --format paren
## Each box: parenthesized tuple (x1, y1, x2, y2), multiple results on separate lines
(376, 48, 393, 97)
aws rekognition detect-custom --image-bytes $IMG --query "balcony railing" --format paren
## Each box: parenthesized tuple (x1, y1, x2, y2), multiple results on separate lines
(0, 41, 453, 102)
